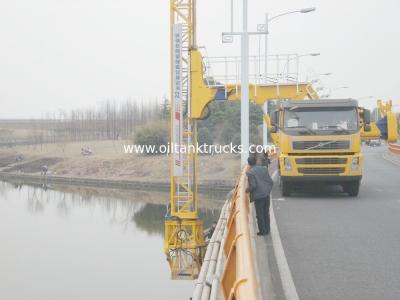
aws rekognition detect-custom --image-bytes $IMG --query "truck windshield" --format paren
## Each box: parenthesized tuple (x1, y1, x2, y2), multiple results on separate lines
(283, 106, 358, 135)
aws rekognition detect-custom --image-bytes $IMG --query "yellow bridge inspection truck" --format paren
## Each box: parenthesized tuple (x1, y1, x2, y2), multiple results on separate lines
(269, 99, 371, 197)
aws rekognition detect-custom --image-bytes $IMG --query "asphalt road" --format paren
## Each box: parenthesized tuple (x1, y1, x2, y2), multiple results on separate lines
(270, 146, 400, 300)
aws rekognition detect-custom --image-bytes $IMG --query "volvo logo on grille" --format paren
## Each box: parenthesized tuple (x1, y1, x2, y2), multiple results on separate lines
(292, 140, 350, 150)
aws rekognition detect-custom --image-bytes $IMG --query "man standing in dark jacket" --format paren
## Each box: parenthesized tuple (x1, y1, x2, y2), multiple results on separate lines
(246, 156, 273, 236)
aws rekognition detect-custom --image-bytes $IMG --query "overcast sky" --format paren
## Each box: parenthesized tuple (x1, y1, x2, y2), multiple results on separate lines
(1, 0, 400, 118)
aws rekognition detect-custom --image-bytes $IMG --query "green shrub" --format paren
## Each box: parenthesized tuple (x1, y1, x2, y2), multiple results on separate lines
(198, 127, 213, 146)
(134, 121, 168, 155)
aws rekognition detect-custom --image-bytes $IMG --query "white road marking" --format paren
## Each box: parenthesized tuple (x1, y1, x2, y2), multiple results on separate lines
(382, 152, 400, 167)
(270, 171, 300, 300)
(274, 197, 286, 201)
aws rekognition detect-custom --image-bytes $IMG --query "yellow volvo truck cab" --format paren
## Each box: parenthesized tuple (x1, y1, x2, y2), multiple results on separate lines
(270, 99, 371, 197)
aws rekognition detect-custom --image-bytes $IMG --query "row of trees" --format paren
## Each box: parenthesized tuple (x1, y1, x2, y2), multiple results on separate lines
(134, 100, 264, 154)
(27, 98, 169, 144)
(198, 101, 263, 146)
(11, 97, 264, 148)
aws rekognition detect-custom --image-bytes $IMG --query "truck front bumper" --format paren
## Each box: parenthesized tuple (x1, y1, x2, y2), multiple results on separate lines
(281, 175, 362, 183)
(279, 153, 363, 181)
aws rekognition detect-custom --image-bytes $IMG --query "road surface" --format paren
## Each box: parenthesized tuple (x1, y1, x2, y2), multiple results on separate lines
(265, 146, 400, 300)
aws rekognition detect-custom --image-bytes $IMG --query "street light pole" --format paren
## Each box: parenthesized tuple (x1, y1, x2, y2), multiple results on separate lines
(262, 7, 316, 146)
(322, 86, 350, 97)
(241, 0, 249, 166)
(262, 12, 269, 147)
(223, 5, 316, 155)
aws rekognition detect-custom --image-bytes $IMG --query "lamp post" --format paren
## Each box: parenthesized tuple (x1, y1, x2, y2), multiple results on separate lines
(294, 53, 320, 85)
(357, 95, 374, 100)
(321, 86, 349, 98)
(262, 7, 316, 147)
(222, 4, 316, 163)
(333, 86, 350, 91)
(310, 73, 332, 84)
(242, 0, 249, 166)
(308, 73, 333, 96)
(222, 1, 250, 166)
(356, 96, 375, 115)
(278, 53, 321, 81)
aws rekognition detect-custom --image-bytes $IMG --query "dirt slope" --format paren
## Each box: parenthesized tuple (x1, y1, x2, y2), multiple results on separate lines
(0, 140, 240, 184)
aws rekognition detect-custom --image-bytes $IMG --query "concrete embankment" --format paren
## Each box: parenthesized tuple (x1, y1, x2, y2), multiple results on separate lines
(0, 172, 233, 193)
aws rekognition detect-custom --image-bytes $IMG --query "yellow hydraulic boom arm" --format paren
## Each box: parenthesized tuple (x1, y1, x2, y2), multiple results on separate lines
(360, 100, 398, 143)
(190, 49, 319, 119)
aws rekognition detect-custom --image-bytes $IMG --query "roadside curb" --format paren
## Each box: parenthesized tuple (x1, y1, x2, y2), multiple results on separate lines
(382, 151, 400, 167)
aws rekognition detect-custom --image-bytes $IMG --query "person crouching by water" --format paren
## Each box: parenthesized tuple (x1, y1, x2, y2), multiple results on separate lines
(245, 156, 273, 236)
(41, 165, 48, 176)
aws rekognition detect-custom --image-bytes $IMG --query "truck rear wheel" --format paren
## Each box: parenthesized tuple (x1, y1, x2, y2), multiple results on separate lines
(281, 181, 291, 197)
(343, 181, 360, 197)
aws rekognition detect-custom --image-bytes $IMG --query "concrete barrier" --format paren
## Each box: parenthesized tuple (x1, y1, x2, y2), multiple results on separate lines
(388, 143, 400, 155)
(220, 167, 261, 300)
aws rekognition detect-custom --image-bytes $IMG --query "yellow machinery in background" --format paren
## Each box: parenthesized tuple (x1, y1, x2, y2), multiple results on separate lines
(266, 98, 398, 197)
(189, 50, 319, 119)
(165, 0, 398, 282)
(268, 99, 369, 197)
(164, 1, 397, 273)
(360, 100, 398, 143)
(164, 0, 205, 280)
(164, 0, 319, 279)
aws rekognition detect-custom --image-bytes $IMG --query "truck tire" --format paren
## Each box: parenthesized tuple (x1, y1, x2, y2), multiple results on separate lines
(281, 181, 291, 197)
(343, 181, 360, 197)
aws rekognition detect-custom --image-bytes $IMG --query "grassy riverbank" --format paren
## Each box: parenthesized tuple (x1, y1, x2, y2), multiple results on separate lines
(0, 140, 240, 185)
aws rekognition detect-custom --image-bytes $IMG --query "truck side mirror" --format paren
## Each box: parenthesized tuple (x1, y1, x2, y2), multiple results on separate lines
(270, 110, 278, 126)
(364, 109, 371, 124)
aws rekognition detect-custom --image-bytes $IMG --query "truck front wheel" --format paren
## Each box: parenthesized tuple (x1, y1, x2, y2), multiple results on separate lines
(343, 181, 360, 197)
(281, 181, 291, 197)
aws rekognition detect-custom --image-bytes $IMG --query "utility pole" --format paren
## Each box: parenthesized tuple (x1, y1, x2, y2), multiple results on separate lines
(262, 13, 269, 147)
(223, 4, 316, 160)
(241, 0, 249, 166)
(261, 8, 316, 146)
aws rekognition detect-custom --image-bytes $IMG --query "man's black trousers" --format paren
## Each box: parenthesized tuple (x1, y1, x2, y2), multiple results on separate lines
(254, 196, 270, 234)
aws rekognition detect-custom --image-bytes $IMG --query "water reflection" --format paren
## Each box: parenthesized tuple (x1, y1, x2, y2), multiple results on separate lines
(133, 203, 221, 235)
(7, 181, 223, 235)
(0, 181, 225, 300)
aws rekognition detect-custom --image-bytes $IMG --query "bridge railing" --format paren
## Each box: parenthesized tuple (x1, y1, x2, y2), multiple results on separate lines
(192, 199, 230, 299)
(388, 143, 400, 155)
(192, 167, 261, 300)
(220, 167, 260, 300)
(193, 151, 279, 300)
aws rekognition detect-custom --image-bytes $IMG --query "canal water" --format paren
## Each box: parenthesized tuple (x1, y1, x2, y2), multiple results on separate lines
(0, 182, 223, 300)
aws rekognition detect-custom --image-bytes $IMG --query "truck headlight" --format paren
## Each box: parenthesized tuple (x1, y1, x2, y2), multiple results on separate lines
(350, 157, 359, 171)
(284, 158, 292, 171)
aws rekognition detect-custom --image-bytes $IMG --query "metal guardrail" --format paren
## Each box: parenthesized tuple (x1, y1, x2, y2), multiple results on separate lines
(192, 164, 267, 299)
(192, 200, 229, 300)
(388, 143, 400, 155)
(220, 167, 260, 300)
(193, 149, 278, 299)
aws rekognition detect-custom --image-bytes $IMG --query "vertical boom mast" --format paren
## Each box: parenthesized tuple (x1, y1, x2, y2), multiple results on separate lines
(164, 0, 205, 279)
